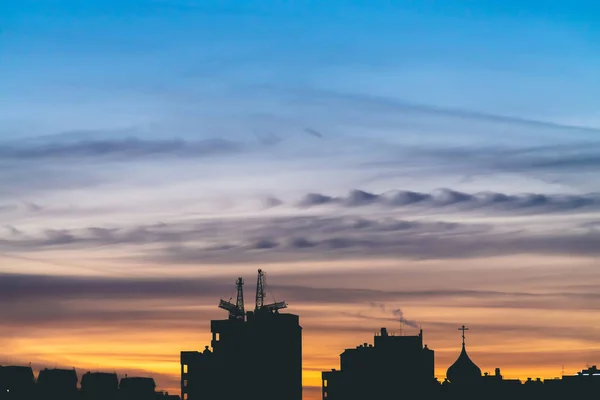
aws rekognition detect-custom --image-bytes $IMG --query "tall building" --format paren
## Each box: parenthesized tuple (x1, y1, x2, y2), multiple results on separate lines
(322, 327, 436, 400)
(181, 270, 302, 400)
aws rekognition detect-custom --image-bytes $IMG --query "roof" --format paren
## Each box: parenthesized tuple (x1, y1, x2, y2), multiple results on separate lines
(81, 372, 119, 390)
(0, 366, 35, 382)
(119, 376, 157, 391)
(446, 344, 482, 384)
(37, 368, 78, 386)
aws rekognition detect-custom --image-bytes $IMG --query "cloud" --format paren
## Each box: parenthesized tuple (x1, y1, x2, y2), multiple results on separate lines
(154, 227, 600, 264)
(4, 212, 600, 263)
(276, 285, 600, 311)
(3, 225, 22, 236)
(304, 128, 323, 138)
(1, 273, 598, 317)
(0, 273, 228, 304)
(289, 237, 317, 248)
(298, 193, 334, 207)
(0, 137, 242, 161)
(357, 142, 600, 190)
(297, 188, 600, 215)
(423, 142, 600, 170)
(23, 201, 43, 212)
(253, 239, 279, 249)
(262, 196, 283, 208)
(1, 215, 483, 252)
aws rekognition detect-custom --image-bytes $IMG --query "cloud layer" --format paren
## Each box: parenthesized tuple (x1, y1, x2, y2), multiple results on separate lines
(3, 212, 599, 265)
(297, 188, 600, 214)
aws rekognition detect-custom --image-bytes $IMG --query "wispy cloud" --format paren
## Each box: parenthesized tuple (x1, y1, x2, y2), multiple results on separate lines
(1, 273, 598, 315)
(0, 137, 243, 161)
(4, 210, 599, 263)
(0, 215, 489, 256)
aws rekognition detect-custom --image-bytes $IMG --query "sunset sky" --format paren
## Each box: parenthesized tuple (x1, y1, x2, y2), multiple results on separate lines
(1, 0, 600, 398)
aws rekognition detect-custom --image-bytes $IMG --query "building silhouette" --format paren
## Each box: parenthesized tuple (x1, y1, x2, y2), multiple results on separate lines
(81, 372, 119, 400)
(0, 365, 179, 400)
(119, 376, 157, 400)
(181, 270, 302, 400)
(0, 365, 36, 399)
(322, 324, 600, 400)
(322, 327, 436, 400)
(36, 368, 78, 400)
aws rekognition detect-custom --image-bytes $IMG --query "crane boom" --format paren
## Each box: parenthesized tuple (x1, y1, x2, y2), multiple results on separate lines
(264, 300, 287, 312)
(219, 299, 237, 313)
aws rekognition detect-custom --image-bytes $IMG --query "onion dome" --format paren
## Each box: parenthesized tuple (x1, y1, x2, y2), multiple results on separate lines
(446, 325, 481, 384)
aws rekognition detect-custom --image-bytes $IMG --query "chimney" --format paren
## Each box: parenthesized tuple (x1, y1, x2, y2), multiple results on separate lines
(381, 328, 388, 337)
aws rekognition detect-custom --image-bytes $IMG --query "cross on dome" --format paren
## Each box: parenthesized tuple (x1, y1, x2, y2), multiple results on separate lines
(459, 325, 469, 346)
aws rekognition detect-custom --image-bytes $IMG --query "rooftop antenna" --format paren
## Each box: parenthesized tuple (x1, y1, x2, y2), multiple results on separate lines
(459, 325, 469, 347)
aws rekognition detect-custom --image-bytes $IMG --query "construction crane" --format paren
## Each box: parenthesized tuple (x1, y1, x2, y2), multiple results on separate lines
(255, 269, 287, 313)
(218, 277, 245, 320)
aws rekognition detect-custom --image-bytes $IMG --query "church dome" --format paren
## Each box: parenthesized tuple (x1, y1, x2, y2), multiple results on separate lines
(446, 326, 481, 384)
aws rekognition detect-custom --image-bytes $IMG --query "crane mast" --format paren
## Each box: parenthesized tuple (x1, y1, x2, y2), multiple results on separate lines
(235, 277, 245, 315)
(255, 269, 265, 311)
(218, 277, 245, 320)
(255, 269, 287, 313)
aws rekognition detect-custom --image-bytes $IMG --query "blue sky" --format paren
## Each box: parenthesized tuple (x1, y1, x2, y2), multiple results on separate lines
(2, 0, 600, 134)
(1, 0, 600, 394)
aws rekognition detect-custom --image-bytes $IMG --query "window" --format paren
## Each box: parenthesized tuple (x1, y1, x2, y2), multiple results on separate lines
(183, 364, 188, 374)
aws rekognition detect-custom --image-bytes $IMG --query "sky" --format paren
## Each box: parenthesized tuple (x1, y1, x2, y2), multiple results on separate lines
(1, 0, 600, 398)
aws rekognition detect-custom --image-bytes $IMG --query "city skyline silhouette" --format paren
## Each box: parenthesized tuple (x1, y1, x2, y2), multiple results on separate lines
(1, 269, 598, 400)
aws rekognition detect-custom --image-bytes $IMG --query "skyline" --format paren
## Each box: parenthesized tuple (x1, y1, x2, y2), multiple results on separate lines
(1, 1, 600, 398)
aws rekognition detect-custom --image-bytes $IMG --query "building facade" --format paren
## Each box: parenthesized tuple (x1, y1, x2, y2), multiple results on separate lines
(322, 327, 435, 400)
